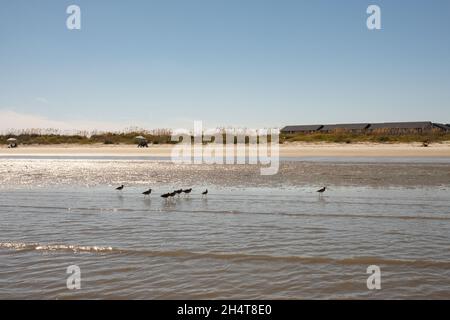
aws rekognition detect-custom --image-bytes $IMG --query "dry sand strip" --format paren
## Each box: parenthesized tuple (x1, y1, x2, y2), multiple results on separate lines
(1, 142, 450, 158)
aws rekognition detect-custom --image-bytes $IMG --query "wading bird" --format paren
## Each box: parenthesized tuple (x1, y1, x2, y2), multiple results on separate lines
(116, 185, 124, 191)
(182, 188, 192, 195)
(142, 189, 152, 196)
(317, 186, 327, 196)
(202, 189, 208, 197)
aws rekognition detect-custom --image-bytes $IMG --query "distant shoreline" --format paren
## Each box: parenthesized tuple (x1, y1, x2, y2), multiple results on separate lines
(1, 142, 450, 158)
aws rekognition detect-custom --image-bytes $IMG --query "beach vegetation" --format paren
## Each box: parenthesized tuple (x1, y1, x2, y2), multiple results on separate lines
(280, 129, 450, 144)
(1, 127, 450, 145)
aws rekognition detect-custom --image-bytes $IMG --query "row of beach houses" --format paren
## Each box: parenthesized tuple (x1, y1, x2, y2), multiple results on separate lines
(280, 121, 450, 134)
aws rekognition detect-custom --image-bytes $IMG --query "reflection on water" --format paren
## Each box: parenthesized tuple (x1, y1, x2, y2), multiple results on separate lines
(0, 159, 449, 299)
(1, 158, 450, 188)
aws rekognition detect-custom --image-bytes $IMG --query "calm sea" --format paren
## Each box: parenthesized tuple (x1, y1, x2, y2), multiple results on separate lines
(0, 157, 449, 299)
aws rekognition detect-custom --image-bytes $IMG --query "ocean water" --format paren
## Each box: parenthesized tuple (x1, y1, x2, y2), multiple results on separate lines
(0, 158, 449, 299)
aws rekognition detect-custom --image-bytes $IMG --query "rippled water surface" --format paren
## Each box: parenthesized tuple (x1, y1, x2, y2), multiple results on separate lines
(0, 158, 449, 299)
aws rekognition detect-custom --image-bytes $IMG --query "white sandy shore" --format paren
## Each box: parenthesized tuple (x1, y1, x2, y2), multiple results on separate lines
(1, 142, 450, 157)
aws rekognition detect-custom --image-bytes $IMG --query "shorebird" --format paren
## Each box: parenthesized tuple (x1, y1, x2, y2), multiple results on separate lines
(116, 185, 124, 191)
(161, 193, 170, 199)
(142, 189, 152, 196)
(182, 188, 192, 195)
(317, 187, 327, 195)
(202, 189, 208, 197)
(175, 189, 183, 196)
(169, 191, 177, 197)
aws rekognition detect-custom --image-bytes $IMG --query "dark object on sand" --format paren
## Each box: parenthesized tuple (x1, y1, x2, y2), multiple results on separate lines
(7, 138, 18, 148)
(135, 136, 149, 148)
(137, 140, 148, 148)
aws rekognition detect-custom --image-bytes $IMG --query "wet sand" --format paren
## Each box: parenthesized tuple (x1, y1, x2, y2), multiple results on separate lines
(1, 142, 450, 157)
(1, 158, 450, 188)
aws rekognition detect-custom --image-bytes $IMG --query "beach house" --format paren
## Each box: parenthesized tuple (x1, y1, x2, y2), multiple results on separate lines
(280, 121, 449, 134)
(319, 123, 371, 133)
(369, 122, 440, 134)
(280, 125, 323, 134)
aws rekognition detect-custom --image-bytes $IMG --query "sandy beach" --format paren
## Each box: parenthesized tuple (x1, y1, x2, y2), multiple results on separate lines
(1, 142, 450, 157)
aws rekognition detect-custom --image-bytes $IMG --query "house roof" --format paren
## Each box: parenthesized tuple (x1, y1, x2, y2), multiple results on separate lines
(369, 122, 433, 130)
(432, 123, 449, 131)
(319, 123, 370, 131)
(280, 121, 448, 133)
(281, 125, 323, 132)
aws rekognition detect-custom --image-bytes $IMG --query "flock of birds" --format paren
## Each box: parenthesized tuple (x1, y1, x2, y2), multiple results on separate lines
(114, 184, 327, 199)
(115, 185, 208, 200)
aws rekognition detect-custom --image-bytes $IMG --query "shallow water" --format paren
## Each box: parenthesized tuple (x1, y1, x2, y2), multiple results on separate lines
(0, 158, 449, 299)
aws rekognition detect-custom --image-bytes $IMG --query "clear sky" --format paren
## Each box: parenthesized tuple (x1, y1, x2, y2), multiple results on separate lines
(1, 0, 449, 131)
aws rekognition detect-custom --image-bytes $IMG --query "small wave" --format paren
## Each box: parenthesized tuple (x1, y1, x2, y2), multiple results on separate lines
(1, 242, 450, 269)
(0, 242, 113, 253)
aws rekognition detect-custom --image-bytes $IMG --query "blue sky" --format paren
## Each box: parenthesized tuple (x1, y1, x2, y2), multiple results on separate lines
(0, 0, 449, 130)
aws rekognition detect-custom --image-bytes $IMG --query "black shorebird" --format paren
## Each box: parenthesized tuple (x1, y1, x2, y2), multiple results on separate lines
(182, 188, 192, 195)
(116, 185, 124, 191)
(161, 193, 170, 199)
(175, 189, 183, 196)
(142, 189, 152, 196)
(169, 191, 177, 197)
(317, 187, 327, 195)
(202, 189, 208, 196)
